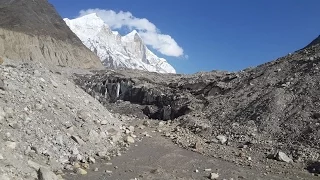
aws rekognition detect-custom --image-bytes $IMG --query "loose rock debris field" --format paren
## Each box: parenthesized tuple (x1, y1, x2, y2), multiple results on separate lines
(0, 0, 320, 179)
(64, 119, 318, 180)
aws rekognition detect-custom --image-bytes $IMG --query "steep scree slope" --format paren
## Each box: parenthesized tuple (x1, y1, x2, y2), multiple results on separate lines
(0, 0, 102, 68)
(303, 35, 320, 50)
(0, 59, 123, 179)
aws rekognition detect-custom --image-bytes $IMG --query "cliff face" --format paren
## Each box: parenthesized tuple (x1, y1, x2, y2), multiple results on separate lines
(0, 0, 102, 69)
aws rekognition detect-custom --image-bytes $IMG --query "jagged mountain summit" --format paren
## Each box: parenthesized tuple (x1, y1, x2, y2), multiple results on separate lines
(64, 13, 176, 74)
(0, 0, 102, 68)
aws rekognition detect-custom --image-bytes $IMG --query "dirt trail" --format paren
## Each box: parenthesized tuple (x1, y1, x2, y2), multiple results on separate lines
(64, 121, 317, 180)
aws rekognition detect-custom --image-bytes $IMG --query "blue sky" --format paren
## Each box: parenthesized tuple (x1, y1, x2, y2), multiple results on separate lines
(49, 0, 320, 74)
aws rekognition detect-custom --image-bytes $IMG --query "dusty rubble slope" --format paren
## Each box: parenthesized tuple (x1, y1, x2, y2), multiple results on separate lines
(0, 0, 102, 69)
(0, 59, 124, 180)
(75, 35, 320, 164)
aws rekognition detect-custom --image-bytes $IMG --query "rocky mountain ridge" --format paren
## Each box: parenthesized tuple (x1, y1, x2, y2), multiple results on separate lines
(0, 0, 102, 69)
(303, 35, 320, 49)
(64, 13, 176, 74)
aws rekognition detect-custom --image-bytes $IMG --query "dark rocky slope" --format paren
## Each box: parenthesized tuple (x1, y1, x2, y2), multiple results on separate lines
(304, 35, 320, 49)
(0, 0, 102, 68)
(74, 35, 320, 164)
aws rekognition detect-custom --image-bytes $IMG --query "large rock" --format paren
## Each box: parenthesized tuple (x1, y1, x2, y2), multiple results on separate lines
(0, 79, 5, 90)
(88, 130, 100, 143)
(28, 160, 44, 170)
(71, 135, 85, 145)
(209, 173, 219, 179)
(38, 167, 58, 180)
(216, 135, 227, 144)
(0, 107, 6, 122)
(76, 168, 87, 175)
(5, 141, 17, 149)
(275, 151, 293, 163)
(125, 136, 135, 144)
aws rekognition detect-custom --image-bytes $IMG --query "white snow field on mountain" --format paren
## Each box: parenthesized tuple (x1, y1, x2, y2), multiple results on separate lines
(64, 13, 176, 74)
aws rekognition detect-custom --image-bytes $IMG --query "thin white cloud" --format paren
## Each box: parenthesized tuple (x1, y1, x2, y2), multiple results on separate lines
(79, 9, 184, 57)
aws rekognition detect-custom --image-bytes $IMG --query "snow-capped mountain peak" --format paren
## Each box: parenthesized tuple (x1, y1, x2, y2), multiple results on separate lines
(123, 30, 140, 40)
(64, 13, 105, 37)
(126, 29, 138, 36)
(64, 13, 176, 74)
